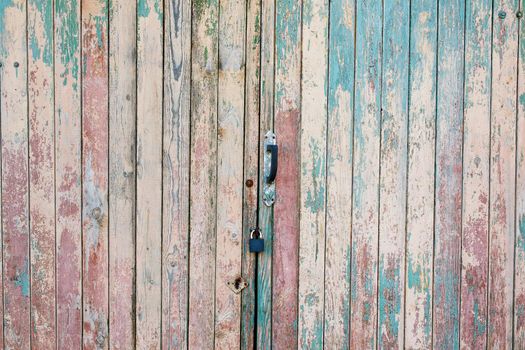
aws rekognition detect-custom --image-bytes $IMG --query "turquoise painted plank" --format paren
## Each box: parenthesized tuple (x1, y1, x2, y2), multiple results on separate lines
(324, 0, 354, 347)
(377, 0, 409, 347)
(433, 0, 465, 348)
(350, 0, 382, 348)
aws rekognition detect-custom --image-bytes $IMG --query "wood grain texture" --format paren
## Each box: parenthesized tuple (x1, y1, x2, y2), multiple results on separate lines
(324, 0, 354, 347)
(488, 0, 519, 348)
(298, 0, 329, 347)
(0, 1, 30, 348)
(377, 0, 409, 348)
(432, 0, 464, 348)
(162, 0, 191, 348)
(350, 0, 382, 347)
(108, 0, 136, 348)
(28, 0, 56, 348)
(404, 2, 437, 348)
(240, 0, 260, 348)
(81, 0, 109, 348)
(55, 0, 83, 347)
(271, 0, 301, 347)
(188, 0, 219, 347)
(136, 0, 163, 348)
(214, 0, 246, 347)
(460, 0, 492, 348)
(257, 0, 275, 347)
(515, 0, 525, 346)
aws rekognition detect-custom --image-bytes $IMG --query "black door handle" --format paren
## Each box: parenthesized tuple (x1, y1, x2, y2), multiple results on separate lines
(266, 144, 278, 183)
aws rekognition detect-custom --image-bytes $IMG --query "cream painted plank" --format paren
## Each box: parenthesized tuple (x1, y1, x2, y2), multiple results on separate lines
(404, 2, 436, 348)
(460, 0, 492, 348)
(214, 0, 246, 348)
(324, 0, 354, 347)
(136, 0, 163, 348)
(298, 0, 329, 348)
(188, 0, 219, 347)
(350, 0, 382, 347)
(488, 0, 519, 348)
(109, 0, 136, 348)
(240, 0, 261, 348)
(55, 0, 83, 347)
(27, 0, 56, 348)
(162, 0, 191, 348)
(0, 1, 30, 348)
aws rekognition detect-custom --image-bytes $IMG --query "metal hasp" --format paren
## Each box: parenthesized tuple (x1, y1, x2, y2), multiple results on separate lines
(263, 131, 277, 206)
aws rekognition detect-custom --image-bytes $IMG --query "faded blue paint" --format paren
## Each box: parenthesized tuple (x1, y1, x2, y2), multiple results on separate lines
(518, 215, 525, 253)
(15, 259, 30, 297)
(56, 0, 80, 90)
(29, 0, 53, 65)
(304, 140, 326, 213)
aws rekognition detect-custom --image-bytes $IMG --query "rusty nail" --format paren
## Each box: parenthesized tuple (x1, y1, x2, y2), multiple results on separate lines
(13, 62, 19, 68)
(517, 11, 523, 18)
(0, 62, 3, 67)
(498, 11, 506, 19)
(245, 179, 254, 187)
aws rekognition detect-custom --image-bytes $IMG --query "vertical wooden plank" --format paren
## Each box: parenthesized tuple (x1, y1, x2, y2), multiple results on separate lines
(240, 0, 260, 348)
(188, 0, 218, 347)
(27, 0, 56, 348)
(136, 0, 163, 348)
(432, 0, 464, 348)
(324, 0, 354, 347)
(350, 0, 382, 348)
(214, 0, 246, 348)
(488, 0, 519, 348)
(55, 0, 82, 347)
(515, 1, 525, 346)
(108, 0, 136, 348)
(298, 0, 328, 348)
(162, 0, 191, 348)
(0, 0, 30, 348)
(81, 0, 109, 348)
(460, 0, 492, 348)
(256, 0, 275, 347)
(404, 1, 436, 348)
(377, 0, 409, 348)
(271, 0, 301, 347)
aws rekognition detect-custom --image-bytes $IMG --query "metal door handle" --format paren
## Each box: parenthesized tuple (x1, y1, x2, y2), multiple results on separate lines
(266, 144, 278, 183)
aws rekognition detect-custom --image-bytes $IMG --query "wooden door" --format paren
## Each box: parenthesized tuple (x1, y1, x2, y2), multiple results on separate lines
(1, 0, 525, 349)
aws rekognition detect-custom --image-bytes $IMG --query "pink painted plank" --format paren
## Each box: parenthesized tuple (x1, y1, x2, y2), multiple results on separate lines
(162, 0, 191, 348)
(28, 0, 56, 348)
(108, 0, 136, 348)
(55, 0, 83, 348)
(81, 0, 109, 348)
(459, 0, 492, 348)
(514, 0, 525, 346)
(271, 0, 301, 347)
(487, 0, 519, 348)
(0, 1, 30, 348)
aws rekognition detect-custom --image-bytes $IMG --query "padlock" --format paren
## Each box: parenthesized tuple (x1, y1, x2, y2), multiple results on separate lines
(249, 228, 264, 253)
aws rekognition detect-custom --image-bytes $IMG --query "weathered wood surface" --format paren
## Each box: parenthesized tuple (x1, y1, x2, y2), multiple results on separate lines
(1, 1, 30, 348)
(460, 0, 491, 348)
(81, 0, 109, 348)
(324, 0, 354, 347)
(0, 0, 522, 348)
(55, 0, 83, 347)
(28, 0, 55, 348)
(109, 0, 136, 348)
(162, 0, 191, 348)
(488, 0, 519, 348)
